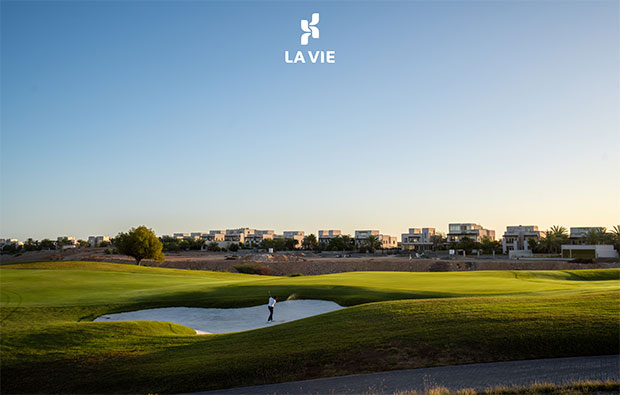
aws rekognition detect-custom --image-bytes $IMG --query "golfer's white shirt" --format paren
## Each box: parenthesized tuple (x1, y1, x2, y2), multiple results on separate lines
(268, 297, 276, 307)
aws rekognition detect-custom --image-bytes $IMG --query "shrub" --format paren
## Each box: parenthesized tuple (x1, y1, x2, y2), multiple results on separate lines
(288, 273, 303, 277)
(233, 264, 272, 275)
(104, 249, 111, 255)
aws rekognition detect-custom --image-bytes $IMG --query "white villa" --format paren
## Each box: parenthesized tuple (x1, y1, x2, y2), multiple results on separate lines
(447, 223, 495, 243)
(401, 228, 436, 251)
(501, 225, 544, 257)
(318, 230, 343, 246)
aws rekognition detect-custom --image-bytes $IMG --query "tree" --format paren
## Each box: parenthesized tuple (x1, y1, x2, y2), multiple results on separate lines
(115, 226, 165, 265)
(456, 237, 477, 255)
(39, 239, 55, 250)
(228, 243, 239, 252)
(77, 240, 89, 248)
(23, 238, 40, 252)
(364, 235, 381, 253)
(539, 226, 569, 254)
(430, 234, 446, 251)
(611, 225, 620, 253)
(302, 234, 318, 250)
(206, 241, 221, 252)
(585, 228, 614, 245)
(480, 236, 501, 255)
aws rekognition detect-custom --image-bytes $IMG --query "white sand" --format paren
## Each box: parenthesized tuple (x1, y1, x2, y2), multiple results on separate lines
(94, 299, 343, 334)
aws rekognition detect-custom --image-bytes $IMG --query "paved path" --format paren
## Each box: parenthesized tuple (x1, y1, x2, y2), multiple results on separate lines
(189, 355, 619, 394)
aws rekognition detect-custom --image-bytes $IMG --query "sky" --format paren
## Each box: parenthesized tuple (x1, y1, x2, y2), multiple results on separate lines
(1, 0, 619, 240)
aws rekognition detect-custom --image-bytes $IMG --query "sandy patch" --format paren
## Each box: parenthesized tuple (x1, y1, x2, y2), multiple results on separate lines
(94, 299, 343, 334)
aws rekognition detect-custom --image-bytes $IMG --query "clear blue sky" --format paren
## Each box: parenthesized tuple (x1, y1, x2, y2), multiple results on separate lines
(1, 1, 619, 240)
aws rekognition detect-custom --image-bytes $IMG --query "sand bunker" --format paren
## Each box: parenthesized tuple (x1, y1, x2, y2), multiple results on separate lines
(94, 299, 342, 334)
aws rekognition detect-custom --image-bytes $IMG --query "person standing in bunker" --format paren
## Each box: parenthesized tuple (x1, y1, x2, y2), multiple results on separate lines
(267, 296, 276, 322)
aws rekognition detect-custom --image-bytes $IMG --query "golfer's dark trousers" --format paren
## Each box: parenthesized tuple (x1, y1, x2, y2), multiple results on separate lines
(268, 306, 274, 321)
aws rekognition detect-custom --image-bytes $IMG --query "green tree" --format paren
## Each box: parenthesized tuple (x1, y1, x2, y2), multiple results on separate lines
(228, 243, 239, 252)
(302, 234, 318, 250)
(456, 237, 477, 255)
(480, 236, 501, 255)
(611, 225, 620, 253)
(23, 238, 40, 252)
(585, 228, 614, 245)
(39, 239, 55, 250)
(206, 241, 221, 252)
(77, 240, 89, 248)
(115, 226, 165, 265)
(364, 235, 381, 253)
(430, 234, 446, 251)
(260, 238, 275, 250)
(539, 226, 569, 254)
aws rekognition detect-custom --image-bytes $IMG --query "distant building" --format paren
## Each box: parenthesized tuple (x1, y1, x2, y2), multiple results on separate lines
(318, 230, 343, 246)
(173, 233, 191, 240)
(190, 232, 209, 240)
(447, 223, 495, 243)
(502, 225, 543, 255)
(246, 230, 275, 246)
(87, 236, 111, 247)
(0, 238, 22, 248)
(204, 230, 226, 242)
(355, 230, 398, 249)
(276, 231, 305, 248)
(56, 236, 78, 249)
(355, 230, 380, 246)
(569, 227, 604, 244)
(380, 235, 399, 249)
(225, 228, 255, 245)
(401, 228, 436, 251)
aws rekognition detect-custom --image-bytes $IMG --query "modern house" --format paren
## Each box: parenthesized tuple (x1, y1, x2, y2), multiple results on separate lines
(190, 232, 210, 239)
(355, 230, 380, 246)
(245, 230, 275, 245)
(355, 230, 398, 249)
(278, 231, 305, 248)
(447, 223, 495, 243)
(401, 228, 436, 251)
(56, 236, 78, 249)
(569, 227, 604, 244)
(204, 230, 226, 242)
(380, 235, 399, 249)
(501, 225, 544, 255)
(173, 233, 190, 240)
(87, 236, 111, 247)
(0, 238, 22, 248)
(225, 228, 255, 244)
(318, 230, 343, 246)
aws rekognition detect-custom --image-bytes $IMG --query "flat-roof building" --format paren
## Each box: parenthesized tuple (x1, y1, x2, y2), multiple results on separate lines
(318, 230, 343, 246)
(569, 227, 604, 244)
(355, 230, 398, 249)
(447, 223, 495, 243)
(401, 228, 436, 251)
(502, 225, 543, 256)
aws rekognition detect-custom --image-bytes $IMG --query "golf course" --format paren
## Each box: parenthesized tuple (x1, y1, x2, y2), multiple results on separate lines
(1, 261, 619, 393)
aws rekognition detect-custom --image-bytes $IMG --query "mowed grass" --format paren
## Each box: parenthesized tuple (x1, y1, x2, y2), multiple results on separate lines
(1, 261, 619, 393)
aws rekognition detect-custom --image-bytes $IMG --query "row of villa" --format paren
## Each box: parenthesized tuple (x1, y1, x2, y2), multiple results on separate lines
(161, 229, 400, 250)
(2, 225, 615, 258)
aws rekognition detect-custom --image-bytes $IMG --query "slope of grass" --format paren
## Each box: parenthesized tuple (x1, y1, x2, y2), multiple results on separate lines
(1, 262, 618, 393)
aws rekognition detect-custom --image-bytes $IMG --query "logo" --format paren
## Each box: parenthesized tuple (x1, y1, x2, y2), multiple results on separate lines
(284, 12, 335, 64)
(300, 13, 319, 45)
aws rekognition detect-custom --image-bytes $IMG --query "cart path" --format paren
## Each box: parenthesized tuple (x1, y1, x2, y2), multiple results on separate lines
(185, 355, 619, 394)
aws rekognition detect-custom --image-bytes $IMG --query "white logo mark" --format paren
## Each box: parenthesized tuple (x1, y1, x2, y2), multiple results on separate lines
(301, 13, 319, 45)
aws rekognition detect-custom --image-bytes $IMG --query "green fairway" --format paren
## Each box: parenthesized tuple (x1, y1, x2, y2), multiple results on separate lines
(1, 261, 619, 393)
